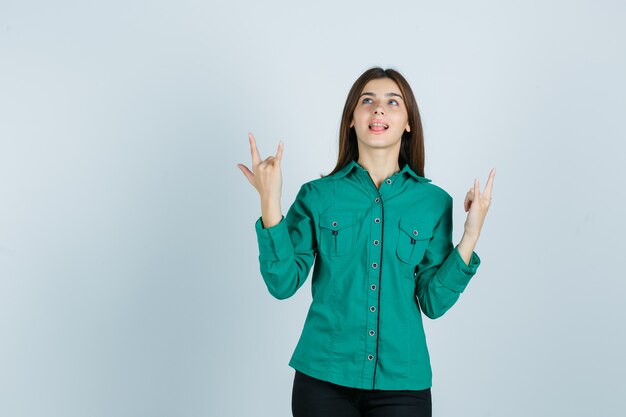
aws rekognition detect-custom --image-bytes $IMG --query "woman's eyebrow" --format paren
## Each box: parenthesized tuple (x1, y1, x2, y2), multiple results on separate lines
(359, 92, 404, 100)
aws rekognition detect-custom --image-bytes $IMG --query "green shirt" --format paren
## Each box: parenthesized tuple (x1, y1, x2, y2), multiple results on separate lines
(254, 158, 481, 390)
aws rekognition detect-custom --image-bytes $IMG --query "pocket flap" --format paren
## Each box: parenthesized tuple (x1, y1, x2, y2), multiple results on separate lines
(320, 212, 356, 231)
(398, 218, 433, 241)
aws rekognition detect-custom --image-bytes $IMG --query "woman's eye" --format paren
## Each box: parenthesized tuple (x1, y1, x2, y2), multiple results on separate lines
(362, 98, 373, 104)
(389, 99, 399, 106)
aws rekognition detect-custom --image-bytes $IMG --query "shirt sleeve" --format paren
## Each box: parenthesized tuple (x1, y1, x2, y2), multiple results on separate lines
(415, 193, 480, 319)
(254, 183, 317, 300)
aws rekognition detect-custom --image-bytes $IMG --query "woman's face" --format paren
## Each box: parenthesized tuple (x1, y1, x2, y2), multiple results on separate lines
(350, 77, 410, 151)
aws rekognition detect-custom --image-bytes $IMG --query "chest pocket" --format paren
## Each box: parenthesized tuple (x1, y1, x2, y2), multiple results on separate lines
(319, 212, 356, 257)
(396, 218, 433, 265)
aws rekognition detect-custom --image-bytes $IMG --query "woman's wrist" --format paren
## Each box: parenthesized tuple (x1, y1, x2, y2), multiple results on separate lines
(260, 197, 282, 229)
(456, 232, 479, 265)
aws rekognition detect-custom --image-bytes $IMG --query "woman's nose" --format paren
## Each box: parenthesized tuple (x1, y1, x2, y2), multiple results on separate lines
(374, 106, 385, 115)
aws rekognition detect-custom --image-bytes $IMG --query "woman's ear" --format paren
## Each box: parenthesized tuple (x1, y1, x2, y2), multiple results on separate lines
(350, 119, 354, 128)
(406, 124, 411, 133)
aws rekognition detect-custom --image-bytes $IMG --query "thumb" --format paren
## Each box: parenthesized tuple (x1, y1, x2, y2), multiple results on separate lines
(237, 163, 255, 184)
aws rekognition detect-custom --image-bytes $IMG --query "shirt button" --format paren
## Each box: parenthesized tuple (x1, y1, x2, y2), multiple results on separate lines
(413, 230, 419, 236)
(332, 221, 338, 227)
(370, 306, 376, 312)
(368, 354, 374, 361)
(374, 197, 380, 203)
(371, 262, 378, 269)
(370, 284, 376, 290)
(374, 218, 380, 223)
(386, 179, 392, 184)
(373, 239, 379, 245)
(369, 330, 375, 336)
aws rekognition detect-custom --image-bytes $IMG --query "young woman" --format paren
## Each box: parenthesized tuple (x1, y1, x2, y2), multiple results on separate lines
(237, 67, 495, 417)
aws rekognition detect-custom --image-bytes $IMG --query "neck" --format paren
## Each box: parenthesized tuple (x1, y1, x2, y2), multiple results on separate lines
(356, 153, 401, 189)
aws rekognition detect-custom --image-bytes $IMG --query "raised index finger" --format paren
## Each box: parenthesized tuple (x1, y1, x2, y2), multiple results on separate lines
(248, 132, 262, 165)
(483, 168, 496, 199)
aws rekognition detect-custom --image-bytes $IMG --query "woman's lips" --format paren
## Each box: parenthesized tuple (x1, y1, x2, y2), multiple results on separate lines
(369, 122, 389, 133)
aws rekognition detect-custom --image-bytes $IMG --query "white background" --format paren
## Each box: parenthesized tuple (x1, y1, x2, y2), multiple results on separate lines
(1, 1, 625, 416)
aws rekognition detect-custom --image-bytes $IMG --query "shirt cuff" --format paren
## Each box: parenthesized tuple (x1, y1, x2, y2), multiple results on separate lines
(436, 246, 481, 293)
(254, 215, 294, 261)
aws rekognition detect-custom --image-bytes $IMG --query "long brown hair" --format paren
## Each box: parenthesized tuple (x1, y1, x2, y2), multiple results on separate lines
(321, 67, 425, 178)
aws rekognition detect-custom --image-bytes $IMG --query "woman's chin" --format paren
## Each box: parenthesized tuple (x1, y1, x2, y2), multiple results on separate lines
(357, 137, 402, 150)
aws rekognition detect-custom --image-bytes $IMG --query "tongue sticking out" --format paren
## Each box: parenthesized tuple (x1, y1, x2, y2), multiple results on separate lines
(369, 125, 387, 132)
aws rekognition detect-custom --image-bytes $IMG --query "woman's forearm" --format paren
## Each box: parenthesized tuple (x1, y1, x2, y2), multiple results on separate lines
(456, 231, 479, 266)
(260, 197, 283, 229)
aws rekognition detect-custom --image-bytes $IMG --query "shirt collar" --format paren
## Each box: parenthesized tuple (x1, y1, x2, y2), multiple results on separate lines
(333, 159, 432, 183)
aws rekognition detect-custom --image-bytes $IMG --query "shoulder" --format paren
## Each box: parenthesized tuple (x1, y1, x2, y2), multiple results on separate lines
(298, 174, 339, 195)
(420, 181, 453, 206)
(305, 173, 338, 187)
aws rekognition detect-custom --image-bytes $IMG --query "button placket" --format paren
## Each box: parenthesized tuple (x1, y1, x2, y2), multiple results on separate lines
(366, 193, 383, 384)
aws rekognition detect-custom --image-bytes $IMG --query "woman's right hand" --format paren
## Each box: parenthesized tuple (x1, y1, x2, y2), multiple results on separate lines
(237, 132, 284, 202)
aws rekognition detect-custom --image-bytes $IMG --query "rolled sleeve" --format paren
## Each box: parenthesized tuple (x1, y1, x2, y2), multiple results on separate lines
(435, 245, 481, 293)
(255, 215, 293, 261)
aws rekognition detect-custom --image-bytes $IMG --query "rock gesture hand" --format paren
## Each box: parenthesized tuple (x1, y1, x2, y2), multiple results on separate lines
(236, 132, 284, 202)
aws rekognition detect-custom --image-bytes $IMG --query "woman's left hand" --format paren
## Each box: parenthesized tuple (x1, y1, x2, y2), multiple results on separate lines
(463, 168, 496, 239)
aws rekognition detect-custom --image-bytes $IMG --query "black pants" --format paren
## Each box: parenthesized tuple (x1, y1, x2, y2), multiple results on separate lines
(291, 370, 432, 417)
